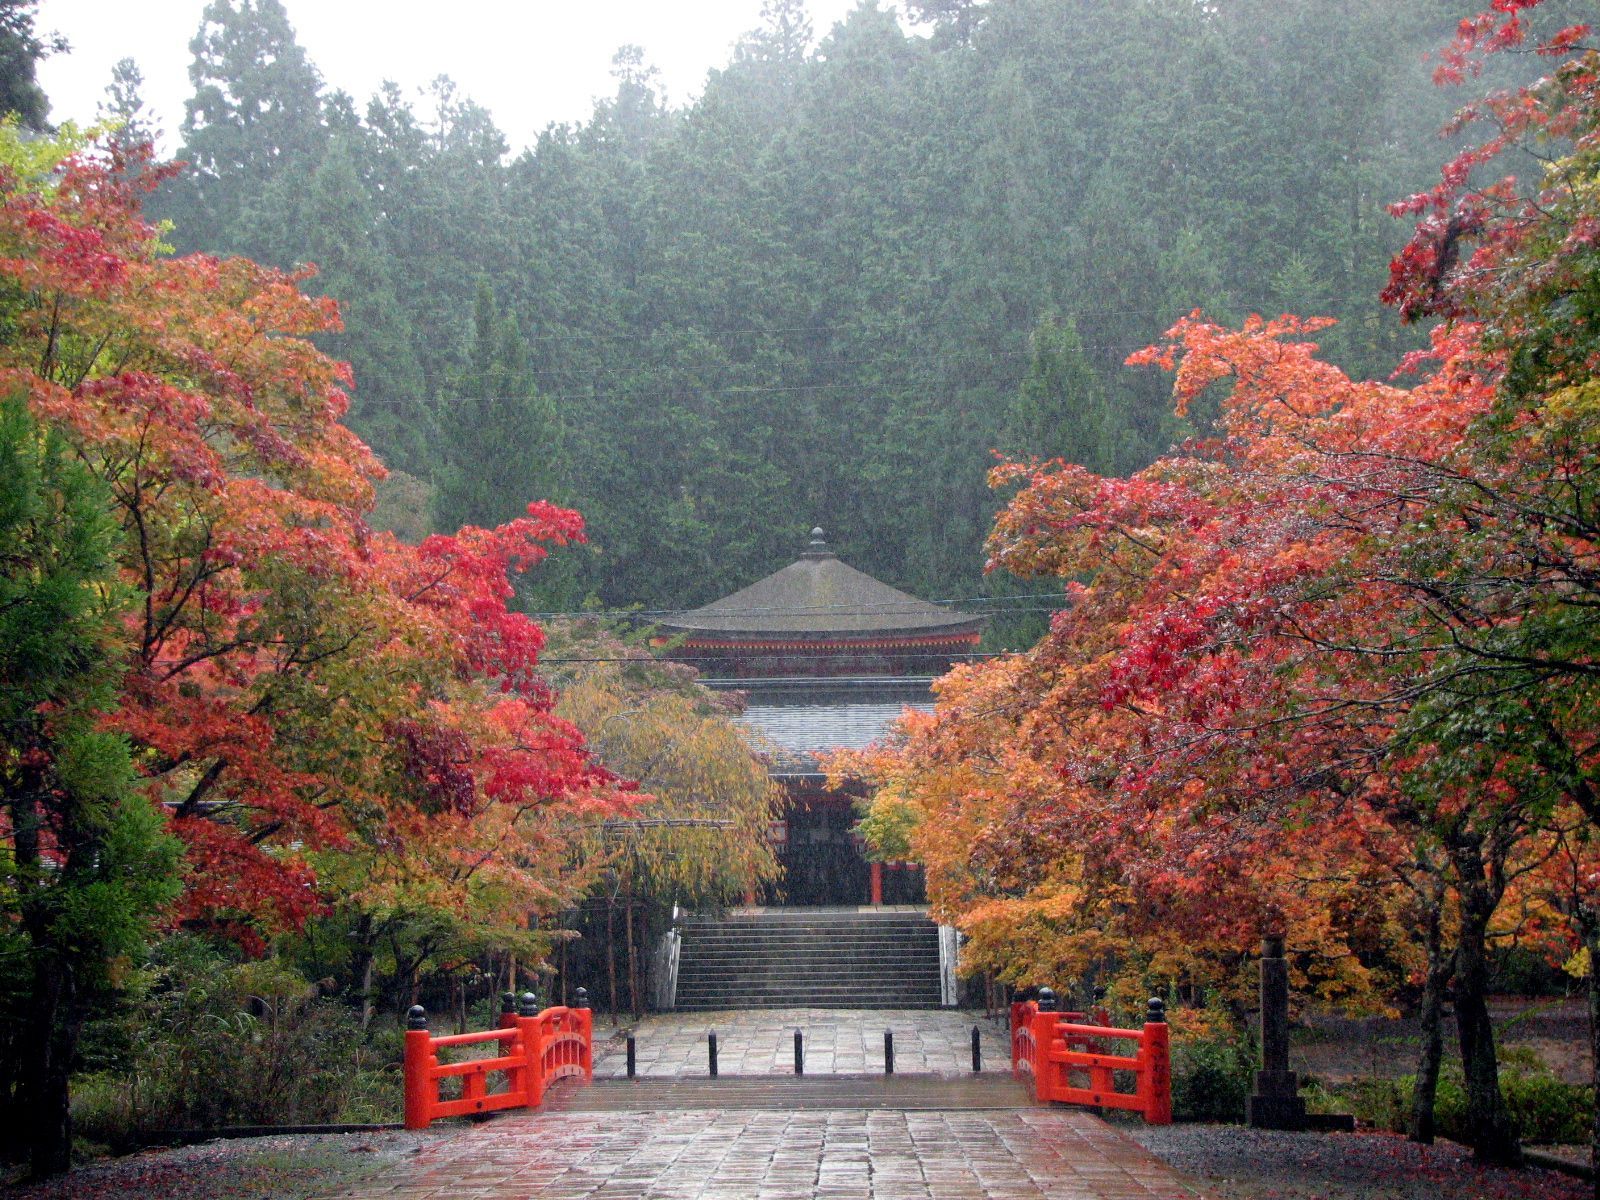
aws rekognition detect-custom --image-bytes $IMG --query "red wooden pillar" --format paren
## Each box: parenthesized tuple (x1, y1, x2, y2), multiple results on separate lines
(402, 1006, 435, 1130)
(869, 861, 883, 906)
(1140, 998, 1172, 1125)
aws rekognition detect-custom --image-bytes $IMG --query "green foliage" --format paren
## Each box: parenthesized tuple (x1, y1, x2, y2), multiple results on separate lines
(71, 936, 399, 1150)
(855, 792, 919, 863)
(432, 282, 565, 536)
(0, 0, 62, 130)
(148, 0, 1470, 614)
(1345, 1055, 1594, 1146)
(98, 57, 158, 146)
(1170, 1021, 1256, 1123)
(0, 393, 182, 1170)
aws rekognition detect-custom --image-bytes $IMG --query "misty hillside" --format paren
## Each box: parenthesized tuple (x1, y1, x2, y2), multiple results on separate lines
(151, 0, 1466, 621)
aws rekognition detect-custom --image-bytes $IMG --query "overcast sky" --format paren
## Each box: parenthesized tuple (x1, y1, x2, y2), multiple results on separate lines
(37, 1, 874, 155)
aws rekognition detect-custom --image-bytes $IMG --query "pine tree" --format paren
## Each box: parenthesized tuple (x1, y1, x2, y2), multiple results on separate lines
(432, 284, 565, 535)
(97, 57, 158, 147)
(0, 396, 181, 1176)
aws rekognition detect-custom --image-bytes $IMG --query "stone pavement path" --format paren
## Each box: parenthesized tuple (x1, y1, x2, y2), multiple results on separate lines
(594, 1007, 1011, 1077)
(314, 1008, 1205, 1200)
(318, 1108, 1202, 1200)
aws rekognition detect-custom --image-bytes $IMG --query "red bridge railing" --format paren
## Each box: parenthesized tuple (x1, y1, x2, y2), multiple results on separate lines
(1011, 989, 1171, 1125)
(403, 989, 593, 1130)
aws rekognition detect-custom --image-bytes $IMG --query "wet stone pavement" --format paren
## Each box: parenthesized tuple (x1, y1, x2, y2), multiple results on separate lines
(314, 1008, 1205, 1200)
(592, 1007, 1012, 1078)
(319, 1110, 1200, 1200)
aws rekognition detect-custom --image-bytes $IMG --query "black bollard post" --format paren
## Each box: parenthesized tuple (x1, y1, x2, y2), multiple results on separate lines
(626, 1033, 637, 1078)
(884, 1028, 895, 1075)
(708, 1030, 719, 1078)
(971, 1025, 982, 1072)
(794, 1028, 804, 1075)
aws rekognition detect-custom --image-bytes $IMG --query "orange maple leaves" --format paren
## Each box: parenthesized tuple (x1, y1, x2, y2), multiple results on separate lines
(0, 141, 630, 948)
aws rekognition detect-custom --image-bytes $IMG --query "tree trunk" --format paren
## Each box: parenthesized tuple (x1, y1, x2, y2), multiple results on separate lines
(21, 951, 78, 1179)
(351, 913, 376, 1032)
(606, 898, 619, 1025)
(1410, 884, 1450, 1145)
(11, 764, 78, 1178)
(1450, 833, 1521, 1167)
(1578, 904, 1600, 1198)
(626, 894, 641, 1019)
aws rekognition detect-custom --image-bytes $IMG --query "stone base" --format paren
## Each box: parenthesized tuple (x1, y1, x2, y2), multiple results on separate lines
(1247, 1095, 1356, 1133)
(1305, 1112, 1357, 1133)
(1247, 1093, 1309, 1130)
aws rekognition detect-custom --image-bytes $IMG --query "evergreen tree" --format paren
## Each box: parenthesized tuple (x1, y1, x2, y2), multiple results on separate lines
(0, 1, 61, 130)
(432, 284, 565, 536)
(0, 396, 181, 1176)
(1003, 314, 1113, 470)
(256, 133, 429, 467)
(166, 0, 326, 256)
(97, 57, 158, 147)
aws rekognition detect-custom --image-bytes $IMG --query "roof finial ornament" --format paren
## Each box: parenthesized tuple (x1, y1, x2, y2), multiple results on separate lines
(809, 526, 826, 550)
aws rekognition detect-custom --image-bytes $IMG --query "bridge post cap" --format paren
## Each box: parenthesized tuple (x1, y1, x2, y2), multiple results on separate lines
(1147, 996, 1167, 1023)
(500, 990, 517, 1015)
(406, 1004, 428, 1030)
(518, 990, 540, 1017)
(1093, 985, 1107, 1002)
(1036, 987, 1058, 1012)
(574, 987, 589, 1009)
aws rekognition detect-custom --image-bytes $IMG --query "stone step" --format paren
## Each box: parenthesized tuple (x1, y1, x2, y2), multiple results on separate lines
(677, 950, 939, 966)
(673, 1000, 945, 1012)
(673, 988, 942, 998)
(678, 940, 934, 947)
(675, 966, 934, 979)
(672, 910, 944, 1010)
(673, 989, 942, 1006)
(681, 928, 934, 934)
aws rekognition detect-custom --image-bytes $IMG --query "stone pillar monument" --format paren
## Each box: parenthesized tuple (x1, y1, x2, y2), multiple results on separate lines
(1247, 933, 1309, 1130)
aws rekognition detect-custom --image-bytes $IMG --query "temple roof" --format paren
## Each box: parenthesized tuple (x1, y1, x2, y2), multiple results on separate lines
(656, 529, 986, 641)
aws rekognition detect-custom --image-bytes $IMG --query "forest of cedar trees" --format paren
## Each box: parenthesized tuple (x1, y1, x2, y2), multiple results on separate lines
(1, 0, 1599, 1186)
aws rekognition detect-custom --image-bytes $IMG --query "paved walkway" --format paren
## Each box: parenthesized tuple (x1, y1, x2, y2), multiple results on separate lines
(319, 1109, 1201, 1200)
(594, 1007, 1011, 1077)
(314, 1008, 1205, 1200)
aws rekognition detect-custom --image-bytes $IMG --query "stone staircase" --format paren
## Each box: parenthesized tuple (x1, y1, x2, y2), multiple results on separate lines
(672, 908, 944, 1011)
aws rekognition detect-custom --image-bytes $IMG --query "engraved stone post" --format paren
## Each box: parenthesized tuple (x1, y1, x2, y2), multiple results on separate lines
(1247, 934, 1307, 1130)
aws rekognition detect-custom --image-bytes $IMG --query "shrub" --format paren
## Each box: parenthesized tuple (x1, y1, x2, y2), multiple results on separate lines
(1170, 1011, 1255, 1122)
(1345, 1059, 1592, 1146)
(70, 935, 404, 1150)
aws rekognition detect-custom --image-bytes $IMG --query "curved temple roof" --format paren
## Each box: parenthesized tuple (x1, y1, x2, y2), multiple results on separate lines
(656, 529, 986, 641)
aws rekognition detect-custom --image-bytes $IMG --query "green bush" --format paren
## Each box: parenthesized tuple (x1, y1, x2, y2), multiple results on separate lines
(1500, 1068, 1592, 1144)
(1172, 1030, 1255, 1122)
(70, 936, 403, 1151)
(1344, 1061, 1591, 1146)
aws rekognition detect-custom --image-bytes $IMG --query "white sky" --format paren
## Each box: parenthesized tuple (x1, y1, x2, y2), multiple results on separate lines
(37, 1, 874, 155)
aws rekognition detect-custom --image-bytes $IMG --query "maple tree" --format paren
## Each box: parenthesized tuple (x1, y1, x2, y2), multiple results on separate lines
(546, 620, 781, 1017)
(0, 128, 632, 1175)
(840, 1, 1600, 1171)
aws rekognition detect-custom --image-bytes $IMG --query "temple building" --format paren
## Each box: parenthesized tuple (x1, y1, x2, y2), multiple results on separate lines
(656, 529, 986, 907)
